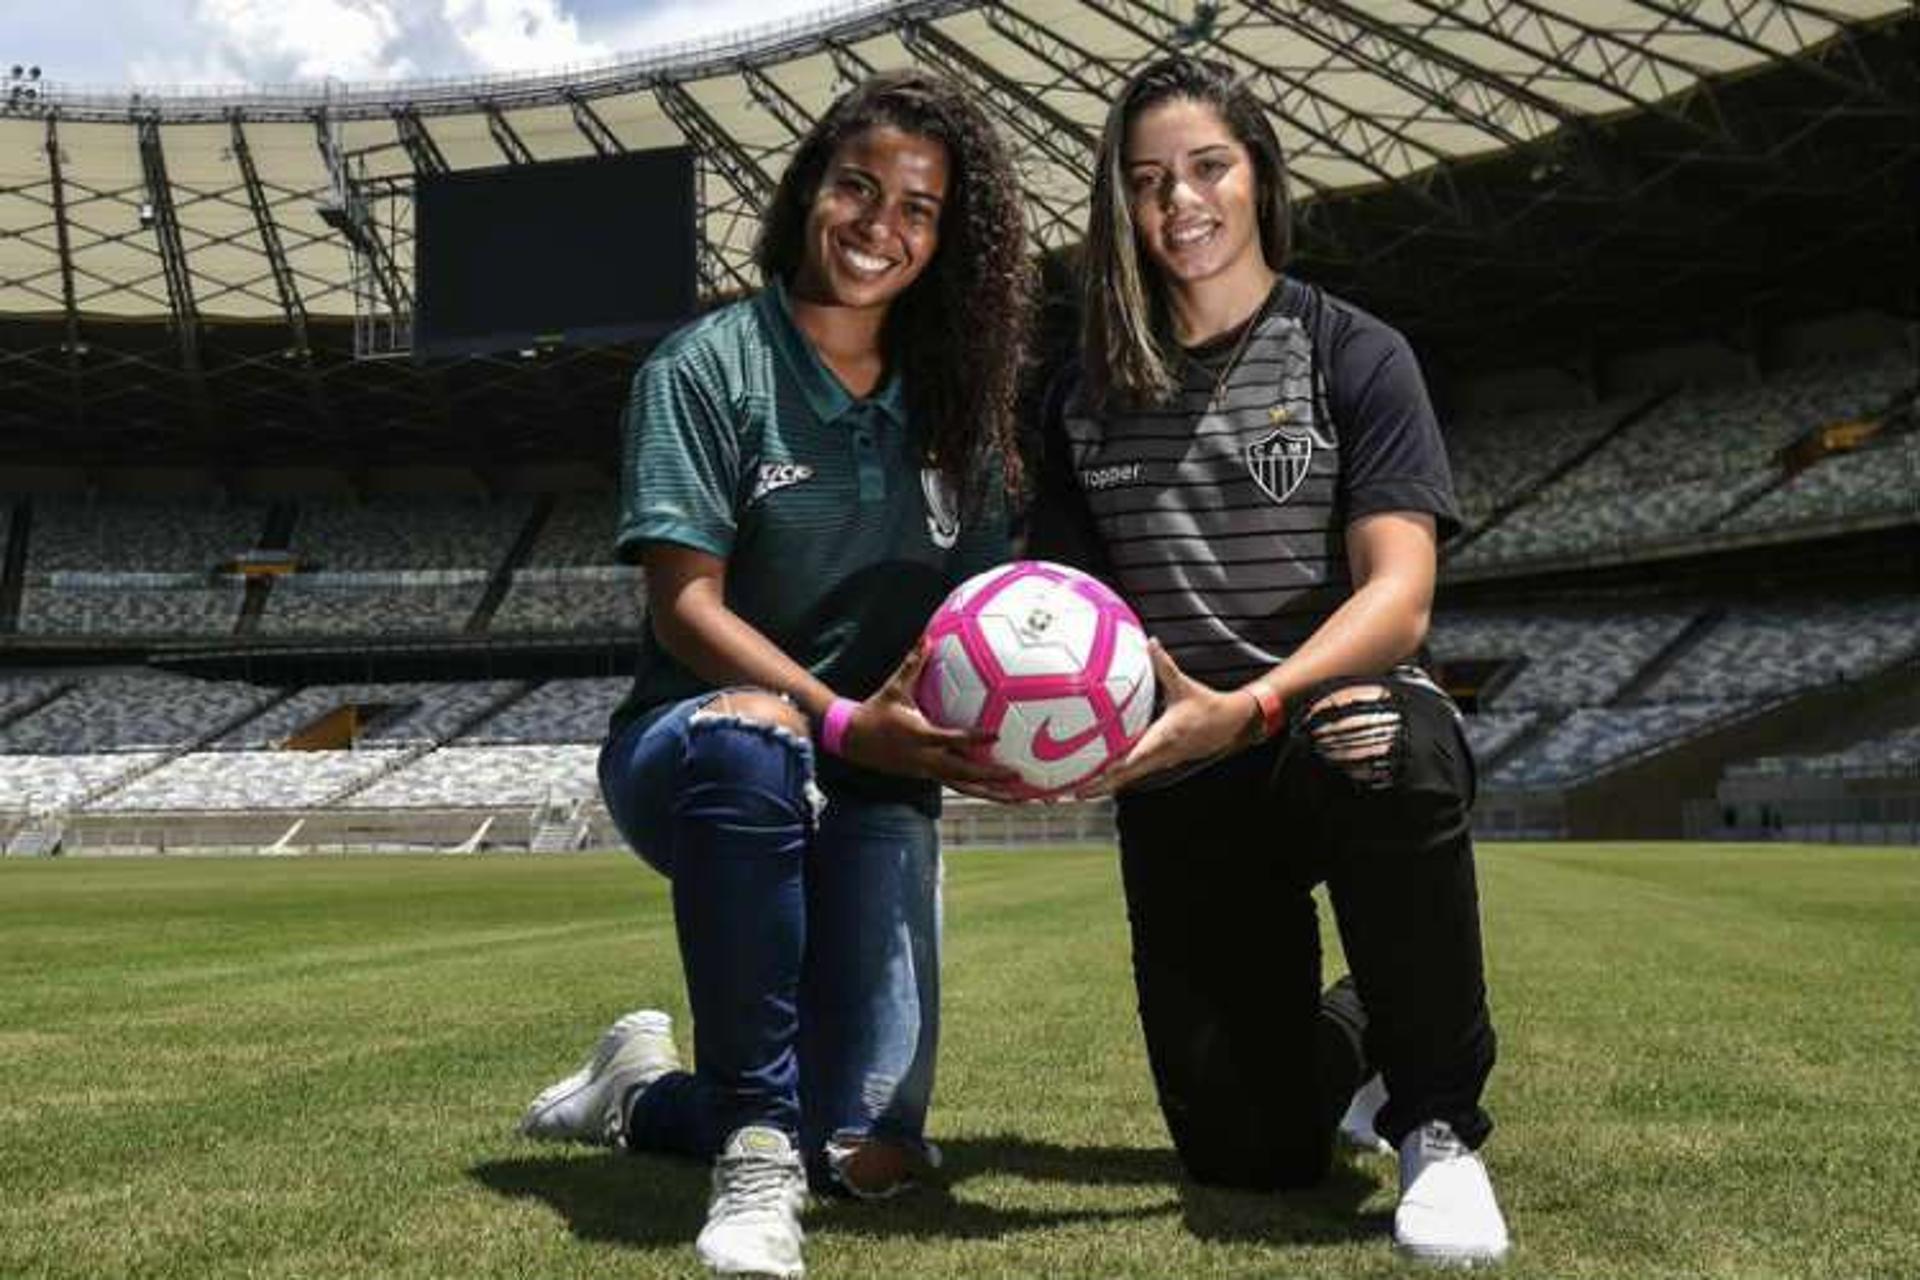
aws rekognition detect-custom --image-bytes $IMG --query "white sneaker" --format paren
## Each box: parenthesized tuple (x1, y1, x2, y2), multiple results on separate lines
(519, 1009, 679, 1145)
(697, 1125, 809, 1279)
(1394, 1121, 1511, 1266)
(1338, 1073, 1394, 1157)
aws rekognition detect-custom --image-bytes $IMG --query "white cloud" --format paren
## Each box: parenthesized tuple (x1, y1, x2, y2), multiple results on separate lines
(589, 0, 845, 58)
(442, 0, 611, 73)
(144, 0, 419, 84)
(43, 0, 847, 89)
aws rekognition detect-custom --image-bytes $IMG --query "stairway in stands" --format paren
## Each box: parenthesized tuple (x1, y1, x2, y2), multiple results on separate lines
(467, 496, 553, 634)
(0, 678, 77, 734)
(1, 679, 82, 854)
(1446, 388, 1674, 561)
(73, 687, 305, 812)
(0, 500, 31, 633)
(1478, 709, 1566, 777)
(318, 680, 543, 807)
(4, 816, 66, 858)
(529, 803, 592, 852)
(1609, 606, 1727, 706)
(236, 501, 299, 636)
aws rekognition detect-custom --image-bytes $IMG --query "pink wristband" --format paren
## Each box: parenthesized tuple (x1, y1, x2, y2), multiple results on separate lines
(819, 697, 859, 758)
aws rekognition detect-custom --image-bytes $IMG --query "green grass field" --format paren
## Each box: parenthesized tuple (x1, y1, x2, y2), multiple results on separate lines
(3, 843, 1917, 1279)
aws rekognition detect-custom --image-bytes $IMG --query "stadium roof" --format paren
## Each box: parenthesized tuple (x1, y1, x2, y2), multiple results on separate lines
(1, 0, 1914, 465)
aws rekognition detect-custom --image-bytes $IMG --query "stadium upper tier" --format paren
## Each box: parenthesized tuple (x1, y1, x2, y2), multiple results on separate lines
(1728, 718, 1920, 780)
(1427, 606, 1697, 709)
(2, 591, 1913, 811)
(0, 0, 1907, 327)
(1426, 595, 1920, 788)
(1449, 350, 1916, 571)
(2, 349, 1909, 640)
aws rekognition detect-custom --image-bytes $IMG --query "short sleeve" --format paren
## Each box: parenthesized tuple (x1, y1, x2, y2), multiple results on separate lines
(614, 346, 741, 562)
(1328, 324, 1461, 539)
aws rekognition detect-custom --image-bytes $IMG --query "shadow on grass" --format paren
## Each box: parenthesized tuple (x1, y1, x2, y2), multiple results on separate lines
(469, 1150, 707, 1251)
(933, 1134, 1388, 1247)
(471, 1134, 1387, 1252)
(1175, 1163, 1388, 1246)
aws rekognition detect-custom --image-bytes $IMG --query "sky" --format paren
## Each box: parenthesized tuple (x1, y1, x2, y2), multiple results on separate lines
(6, 0, 839, 89)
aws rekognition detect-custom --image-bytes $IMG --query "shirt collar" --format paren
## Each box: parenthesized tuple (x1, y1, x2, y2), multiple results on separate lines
(758, 280, 905, 425)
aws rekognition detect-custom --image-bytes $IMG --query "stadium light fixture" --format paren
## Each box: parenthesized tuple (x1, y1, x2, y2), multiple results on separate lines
(4, 64, 43, 109)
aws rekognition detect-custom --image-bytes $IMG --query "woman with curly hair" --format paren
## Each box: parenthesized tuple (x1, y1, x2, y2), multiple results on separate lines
(518, 70, 1031, 1279)
(1031, 56, 1509, 1264)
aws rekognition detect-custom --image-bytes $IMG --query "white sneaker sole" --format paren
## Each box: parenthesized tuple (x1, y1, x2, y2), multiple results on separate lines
(519, 1010, 673, 1143)
(698, 1224, 806, 1279)
(1393, 1238, 1511, 1268)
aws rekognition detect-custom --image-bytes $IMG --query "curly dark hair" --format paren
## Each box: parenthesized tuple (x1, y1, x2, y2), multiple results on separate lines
(1082, 56, 1293, 410)
(754, 69, 1033, 506)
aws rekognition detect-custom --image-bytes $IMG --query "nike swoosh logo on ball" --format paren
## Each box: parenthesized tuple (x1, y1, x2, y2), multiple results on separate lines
(1032, 672, 1150, 763)
(1031, 717, 1103, 762)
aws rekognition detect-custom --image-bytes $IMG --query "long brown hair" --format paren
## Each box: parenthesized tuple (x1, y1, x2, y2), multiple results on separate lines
(1080, 56, 1293, 410)
(755, 70, 1033, 504)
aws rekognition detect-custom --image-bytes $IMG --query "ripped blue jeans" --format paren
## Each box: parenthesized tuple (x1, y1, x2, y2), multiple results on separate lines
(598, 690, 941, 1178)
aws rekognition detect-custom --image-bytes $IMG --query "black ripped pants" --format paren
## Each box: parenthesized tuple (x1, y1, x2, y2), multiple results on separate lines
(1115, 671, 1495, 1191)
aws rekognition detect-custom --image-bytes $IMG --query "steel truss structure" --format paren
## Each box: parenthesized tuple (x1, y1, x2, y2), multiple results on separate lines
(0, 0, 1913, 465)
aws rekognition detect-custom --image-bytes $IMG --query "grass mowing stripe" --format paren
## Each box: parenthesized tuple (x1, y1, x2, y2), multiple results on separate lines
(3, 844, 1916, 1278)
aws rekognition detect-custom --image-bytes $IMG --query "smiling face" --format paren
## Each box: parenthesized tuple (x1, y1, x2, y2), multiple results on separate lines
(789, 123, 950, 314)
(1123, 96, 1267, 294)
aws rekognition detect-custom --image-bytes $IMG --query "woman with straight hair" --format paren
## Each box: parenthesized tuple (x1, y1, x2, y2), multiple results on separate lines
(1031, 55, 1509, 1265)
(519, 70, 1031, 1280)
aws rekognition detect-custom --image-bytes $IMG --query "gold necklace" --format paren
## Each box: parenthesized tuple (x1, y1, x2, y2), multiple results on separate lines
(1192, 296, 1270, 415)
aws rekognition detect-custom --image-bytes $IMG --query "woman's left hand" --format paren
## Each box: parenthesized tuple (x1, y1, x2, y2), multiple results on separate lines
(1077, 640, 1260, 797)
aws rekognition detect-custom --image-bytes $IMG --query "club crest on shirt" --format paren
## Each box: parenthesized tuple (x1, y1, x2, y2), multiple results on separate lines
(750, 462, 814, 504)
(1245, 427, 1313, 505)
(1245, 411, 1334, 506)
(921, 468, 960, 550)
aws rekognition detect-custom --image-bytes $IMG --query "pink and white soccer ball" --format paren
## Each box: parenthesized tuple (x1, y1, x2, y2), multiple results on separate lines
(914, 560, 1156, 799)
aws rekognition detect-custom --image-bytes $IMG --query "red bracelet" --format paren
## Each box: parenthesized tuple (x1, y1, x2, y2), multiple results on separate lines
(1244, 682, 1285, 742)
(819, 697, 859, 758)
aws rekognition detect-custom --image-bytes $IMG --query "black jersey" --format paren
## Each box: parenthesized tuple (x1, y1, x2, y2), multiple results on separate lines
(1033, 277, 1460, 690)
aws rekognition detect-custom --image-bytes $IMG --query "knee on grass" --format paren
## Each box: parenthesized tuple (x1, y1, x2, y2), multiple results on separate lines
(1180, 1130, 1334, 1192)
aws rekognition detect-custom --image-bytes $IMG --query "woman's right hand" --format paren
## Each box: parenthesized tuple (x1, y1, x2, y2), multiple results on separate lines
(841, 645, 1025, 801)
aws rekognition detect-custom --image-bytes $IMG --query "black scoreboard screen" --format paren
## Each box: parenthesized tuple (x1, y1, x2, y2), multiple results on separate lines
(413, 146, 698, 359)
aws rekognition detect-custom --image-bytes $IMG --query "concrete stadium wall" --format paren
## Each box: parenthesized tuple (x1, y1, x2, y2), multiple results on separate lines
(33, 799, 1119, 857)
(57, 807, 545, 856)
(1560, 661, 1920, 839)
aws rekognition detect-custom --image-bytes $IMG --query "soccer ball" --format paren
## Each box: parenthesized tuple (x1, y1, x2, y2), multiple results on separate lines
(914, 560, 1155, 799)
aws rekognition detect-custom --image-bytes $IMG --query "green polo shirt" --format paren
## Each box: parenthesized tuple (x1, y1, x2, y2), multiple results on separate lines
(610, 282, 1010, 810)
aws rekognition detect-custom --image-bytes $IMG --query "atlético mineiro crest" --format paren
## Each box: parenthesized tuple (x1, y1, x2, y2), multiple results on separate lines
(921, 468, 960, 550)
(1245, 404, 1335, 506)
(1246, 425, 1315, 505)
